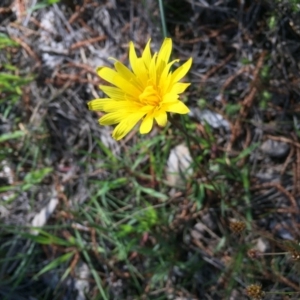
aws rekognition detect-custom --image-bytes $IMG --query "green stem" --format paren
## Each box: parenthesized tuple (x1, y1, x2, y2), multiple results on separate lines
(158, 0, 167, 38)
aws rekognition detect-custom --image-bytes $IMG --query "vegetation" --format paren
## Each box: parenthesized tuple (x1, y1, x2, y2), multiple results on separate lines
(1, 0, 300, 299)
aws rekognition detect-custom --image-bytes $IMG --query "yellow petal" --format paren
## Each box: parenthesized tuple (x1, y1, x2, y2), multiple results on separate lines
(165, 101, 190, 114)
(156, 38, 172, 78)
(114, 61, 143, 90)
(140, 112, 154, 134)
(129, 42, 140, 75)
(112, 111, 145, 140)
(99, 111, 127, 125)
(104, 101, 141, 113)
(88, 98, 110, 111)
(162, 93, 178, 103)
(142, 39, 152, 68)
(169, 82, 190, 94)
(100, 85, 126, 101)
(148, 53, 158, 85)
(157, 38, 172, 64)
(129, 43, 148, 84)
(129, 41, 138, 59)
(159, 59, 179, 90)
(170, 57, 192, 84)
(140, 105, 155, 112)
(154, 111, 168, 127)
(114, 61, 135, 80)
(98, 67, 141, 97)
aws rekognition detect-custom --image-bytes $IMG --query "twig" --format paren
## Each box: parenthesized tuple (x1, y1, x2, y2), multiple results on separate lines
(79, 47, 99, 99)
(251, 182, 298, 209)
(281, 146, 294, 176)
(11, 36, 41, 66)
(69, 35, 107, 51)
(200, 53, 234, 84)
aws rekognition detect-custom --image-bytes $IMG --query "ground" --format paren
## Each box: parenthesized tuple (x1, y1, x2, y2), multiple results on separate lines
(1, 0, 300, 299)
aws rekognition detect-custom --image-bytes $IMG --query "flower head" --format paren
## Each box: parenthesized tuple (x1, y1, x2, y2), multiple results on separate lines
(229, 219, 246, 234)
(88, 38, 192, 140)
(246, 284, 265, 300)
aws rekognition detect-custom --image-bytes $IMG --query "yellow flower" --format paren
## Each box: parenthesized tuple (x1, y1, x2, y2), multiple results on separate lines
(88, 38, 192, 140)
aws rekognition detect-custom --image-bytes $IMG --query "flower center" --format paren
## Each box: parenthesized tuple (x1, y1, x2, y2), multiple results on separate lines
(139, 85, 161, 107)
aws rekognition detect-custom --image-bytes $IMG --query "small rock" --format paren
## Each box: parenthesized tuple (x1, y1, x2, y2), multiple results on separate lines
(189, 108, 230, 131)
(256, 237, 270, 253)
(166, 144, 192, 187)
(0, 205, 9, 218)
(190, 223, 206, 240)
(0, 160, 14, 185)
(31, 197, 58, 235)
(261, 139, 290, 158)
(74, 262, 90, 300)
(229, 289, 243, 300)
